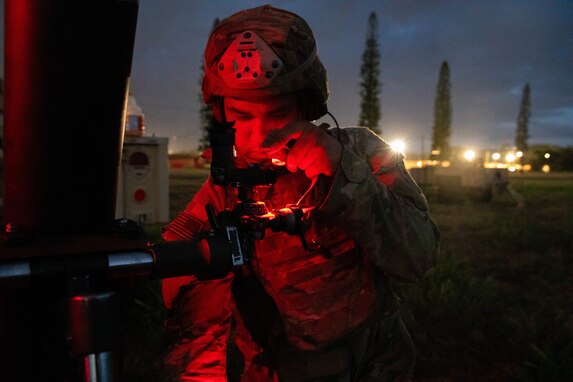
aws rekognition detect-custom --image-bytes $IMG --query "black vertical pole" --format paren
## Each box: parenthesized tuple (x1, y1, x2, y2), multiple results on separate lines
(4, 0, 139, 238)
(2, 1, 139, 380)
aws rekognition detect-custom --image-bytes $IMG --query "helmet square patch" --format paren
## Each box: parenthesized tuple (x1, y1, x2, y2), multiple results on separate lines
(218, 30, 283, 89)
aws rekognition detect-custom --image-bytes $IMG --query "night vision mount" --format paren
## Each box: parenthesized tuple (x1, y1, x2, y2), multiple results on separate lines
(208, 118, 314, 267)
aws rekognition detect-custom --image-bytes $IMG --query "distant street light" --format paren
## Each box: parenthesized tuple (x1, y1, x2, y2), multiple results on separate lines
(491, 152, 501, 161)
(544, 153, 551, 159)
(463, 150, 476, 161)
(390, 139, 406, 154)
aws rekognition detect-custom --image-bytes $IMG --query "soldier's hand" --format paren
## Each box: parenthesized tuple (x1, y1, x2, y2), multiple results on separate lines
(262, 121, 342, 179)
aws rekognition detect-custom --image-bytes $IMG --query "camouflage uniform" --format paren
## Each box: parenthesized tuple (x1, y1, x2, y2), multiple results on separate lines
(161, 127, 440, 381)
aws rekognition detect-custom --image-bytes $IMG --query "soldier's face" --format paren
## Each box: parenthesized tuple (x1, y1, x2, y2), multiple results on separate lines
(224, 94, 301, 163)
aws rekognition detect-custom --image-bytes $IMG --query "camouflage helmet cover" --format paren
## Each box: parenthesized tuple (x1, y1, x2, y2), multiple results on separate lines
(202, 5, 329, 120)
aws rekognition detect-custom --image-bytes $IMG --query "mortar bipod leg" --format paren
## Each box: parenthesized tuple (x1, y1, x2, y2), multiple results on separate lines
(69, 285, 121, 382)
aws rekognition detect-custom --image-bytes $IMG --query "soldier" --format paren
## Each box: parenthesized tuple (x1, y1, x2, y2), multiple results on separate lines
(161, 5, 439, 382)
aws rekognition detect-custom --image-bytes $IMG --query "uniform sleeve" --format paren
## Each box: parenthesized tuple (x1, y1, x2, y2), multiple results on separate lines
(161, 179, 234, 382)
(315, 128, 439, 282)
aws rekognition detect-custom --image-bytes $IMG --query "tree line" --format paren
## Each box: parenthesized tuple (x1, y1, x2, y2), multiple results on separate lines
(358, 12, 536, 165)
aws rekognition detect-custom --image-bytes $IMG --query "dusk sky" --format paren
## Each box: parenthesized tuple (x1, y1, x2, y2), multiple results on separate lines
(2, 1, 573, 154)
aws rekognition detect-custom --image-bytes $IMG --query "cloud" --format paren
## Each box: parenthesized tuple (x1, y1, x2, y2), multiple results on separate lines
(4, 0, 571, 151)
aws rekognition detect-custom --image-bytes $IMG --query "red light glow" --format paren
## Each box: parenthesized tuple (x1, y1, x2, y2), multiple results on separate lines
(134, 189, 146, 202)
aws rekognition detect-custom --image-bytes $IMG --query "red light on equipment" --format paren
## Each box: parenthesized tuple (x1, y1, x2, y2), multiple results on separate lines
(134, 189, 146, 202)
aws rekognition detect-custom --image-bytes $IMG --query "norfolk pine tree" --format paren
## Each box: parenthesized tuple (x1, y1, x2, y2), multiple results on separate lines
(431, 61, 452, 161)
(358, 12, 382, 135)
(515, 83, 531, 152)
(198, 18, 220, 151)
(197, 82, 211, 151)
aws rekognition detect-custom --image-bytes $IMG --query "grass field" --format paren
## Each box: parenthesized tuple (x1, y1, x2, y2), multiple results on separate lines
(124, 170, 573, 381)
(401, 172, 573, 381)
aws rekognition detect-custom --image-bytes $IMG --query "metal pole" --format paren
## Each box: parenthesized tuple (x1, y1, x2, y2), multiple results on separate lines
(69, 290, 122, 382)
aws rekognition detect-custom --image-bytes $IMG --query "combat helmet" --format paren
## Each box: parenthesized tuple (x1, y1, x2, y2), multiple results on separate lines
(202, 5, 329, 121)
